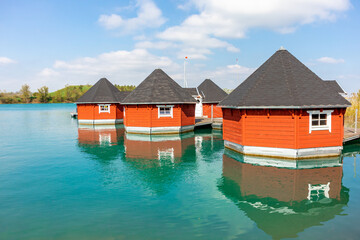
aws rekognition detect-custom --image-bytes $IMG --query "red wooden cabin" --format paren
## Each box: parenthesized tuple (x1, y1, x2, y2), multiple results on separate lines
(122, 69, 196, 134)
(219, 48, 350, 159)
(198, 79, 228, 118)
(185, 79, 228, 118)
(76, 78, 130, 125)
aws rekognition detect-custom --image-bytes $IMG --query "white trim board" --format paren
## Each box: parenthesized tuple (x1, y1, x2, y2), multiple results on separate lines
(224, 140, 342, 159)
(78, 119, 123, 125)
(224, 149, 342, 169)
(125, 125, 194, 135)
(125, 131, 195, 142)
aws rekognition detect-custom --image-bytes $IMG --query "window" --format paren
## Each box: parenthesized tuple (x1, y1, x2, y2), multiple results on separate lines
(307, 182, 330, 201)
(307, 110, 333, 133)
(157, 105, 173, 118)
(98, 104, 110, 113)
(99, 133, 111, 146)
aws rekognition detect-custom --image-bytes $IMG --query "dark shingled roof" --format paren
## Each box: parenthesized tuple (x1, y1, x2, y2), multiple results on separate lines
(185, 88, 199, 96)
(219, 49, 350, 109)
(324, 80, 346, 94)
(122, 69, 196, 104)
(76, 78, 130, 103)
(198, 79, 228, 103)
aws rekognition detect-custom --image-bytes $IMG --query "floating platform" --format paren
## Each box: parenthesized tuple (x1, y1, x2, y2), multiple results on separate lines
(194, 118, 222, 130)
(343, 127, 360, 143)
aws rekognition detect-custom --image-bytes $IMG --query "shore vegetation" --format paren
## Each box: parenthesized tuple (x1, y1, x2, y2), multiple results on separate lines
(0, 84, 136, 104)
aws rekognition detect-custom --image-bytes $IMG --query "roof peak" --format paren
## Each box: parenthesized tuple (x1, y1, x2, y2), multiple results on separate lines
(219, 49, 350, 108)
(76, 77, 127, 103)
(122, 69, 196, 104)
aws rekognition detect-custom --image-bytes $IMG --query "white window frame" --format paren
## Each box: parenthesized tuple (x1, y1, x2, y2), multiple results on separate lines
(98, 104, 111, 114)
(157, 105, 174, 118)
(307, 110, 333, 133)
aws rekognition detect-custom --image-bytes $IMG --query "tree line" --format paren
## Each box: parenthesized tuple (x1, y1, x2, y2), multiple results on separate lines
(344, 90, 360, 128)
(0, 84, 136, 104)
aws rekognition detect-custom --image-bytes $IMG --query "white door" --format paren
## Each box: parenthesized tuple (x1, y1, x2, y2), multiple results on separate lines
(195, 98, 203, 117)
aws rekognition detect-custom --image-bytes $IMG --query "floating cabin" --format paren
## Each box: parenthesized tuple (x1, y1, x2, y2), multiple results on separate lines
(186, 79, 228, 118)
(219, 48, 351, 159)
(121, 69, 196, 134)
(76, 78, 130, 125)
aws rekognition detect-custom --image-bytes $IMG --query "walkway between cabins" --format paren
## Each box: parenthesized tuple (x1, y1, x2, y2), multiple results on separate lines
(195, 118, 223, 130)
(344, 127, 360, 143)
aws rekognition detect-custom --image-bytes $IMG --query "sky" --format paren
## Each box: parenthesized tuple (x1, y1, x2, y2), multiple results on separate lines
(0, 0, 359, 93)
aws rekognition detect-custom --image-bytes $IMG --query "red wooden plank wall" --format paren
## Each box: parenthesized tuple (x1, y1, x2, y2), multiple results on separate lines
(124, 104, 195, 128)
(77, 104, 123, 120)
(222, 108, 346, 149)
(203, 103, 223, 118)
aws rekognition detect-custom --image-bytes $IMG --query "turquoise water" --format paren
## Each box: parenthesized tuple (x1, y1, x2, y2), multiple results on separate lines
(0, 103, 360, 240)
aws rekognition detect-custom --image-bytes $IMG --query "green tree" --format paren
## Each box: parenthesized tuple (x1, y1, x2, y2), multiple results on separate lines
(20, 84, 31, 103)
(345, 90, 360, 127)
(37, 86, 49, 103)
(53, 91, 63, 103)
(65, 84, 72, 101)
(114, 84, 136, 91)
(70, 87, 81, 102)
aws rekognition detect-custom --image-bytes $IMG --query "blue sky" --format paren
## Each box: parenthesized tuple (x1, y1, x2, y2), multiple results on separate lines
(0, 0, 359, 93)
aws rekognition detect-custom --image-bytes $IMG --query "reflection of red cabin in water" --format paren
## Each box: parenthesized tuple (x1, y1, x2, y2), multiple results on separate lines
(78, 126, 125, 145)
(76, 78, 130, 125)
(219, 48, 351, 159)
(124, 133, 195, 162)
(122, 69, 196, 134)
(220, 153, 348, 239)
(222, 154, 342, 202)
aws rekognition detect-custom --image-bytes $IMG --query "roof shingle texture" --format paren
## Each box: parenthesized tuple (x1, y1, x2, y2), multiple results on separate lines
(122, 69, 196, 104)
(324, 80, 346, 94)
(198, 79, 228, 103)
(219, 50, 350, 108)
(185, 88, 198, 96)
(76, 78, 130, 103)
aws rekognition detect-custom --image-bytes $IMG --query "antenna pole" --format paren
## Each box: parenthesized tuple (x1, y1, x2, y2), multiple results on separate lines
(184, 57, 188, 88)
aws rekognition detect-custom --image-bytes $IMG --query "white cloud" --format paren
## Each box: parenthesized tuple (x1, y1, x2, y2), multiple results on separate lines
(204, 64, 255, 88)
(317, 57, 345, 64)
(0, 57, 16, 65)
(38, 68, 59, 77)
(135, 41, 179, 50)
(37, 48, 180, 90)
(98, 14, 123, 30)
(178, 63, 255, 89)
(177, 48, 212, 59)
(98, 0, 166, 33)
(156, 0, 350, 57)
(35, 46, 256, 91)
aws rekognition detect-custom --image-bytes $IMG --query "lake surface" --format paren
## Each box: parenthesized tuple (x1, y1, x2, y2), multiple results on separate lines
(0, 103, 360, 240)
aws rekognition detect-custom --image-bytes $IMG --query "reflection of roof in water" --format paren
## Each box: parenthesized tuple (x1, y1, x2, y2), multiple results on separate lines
(77, 125, 125, 162)
(218, 153, 349, 240)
